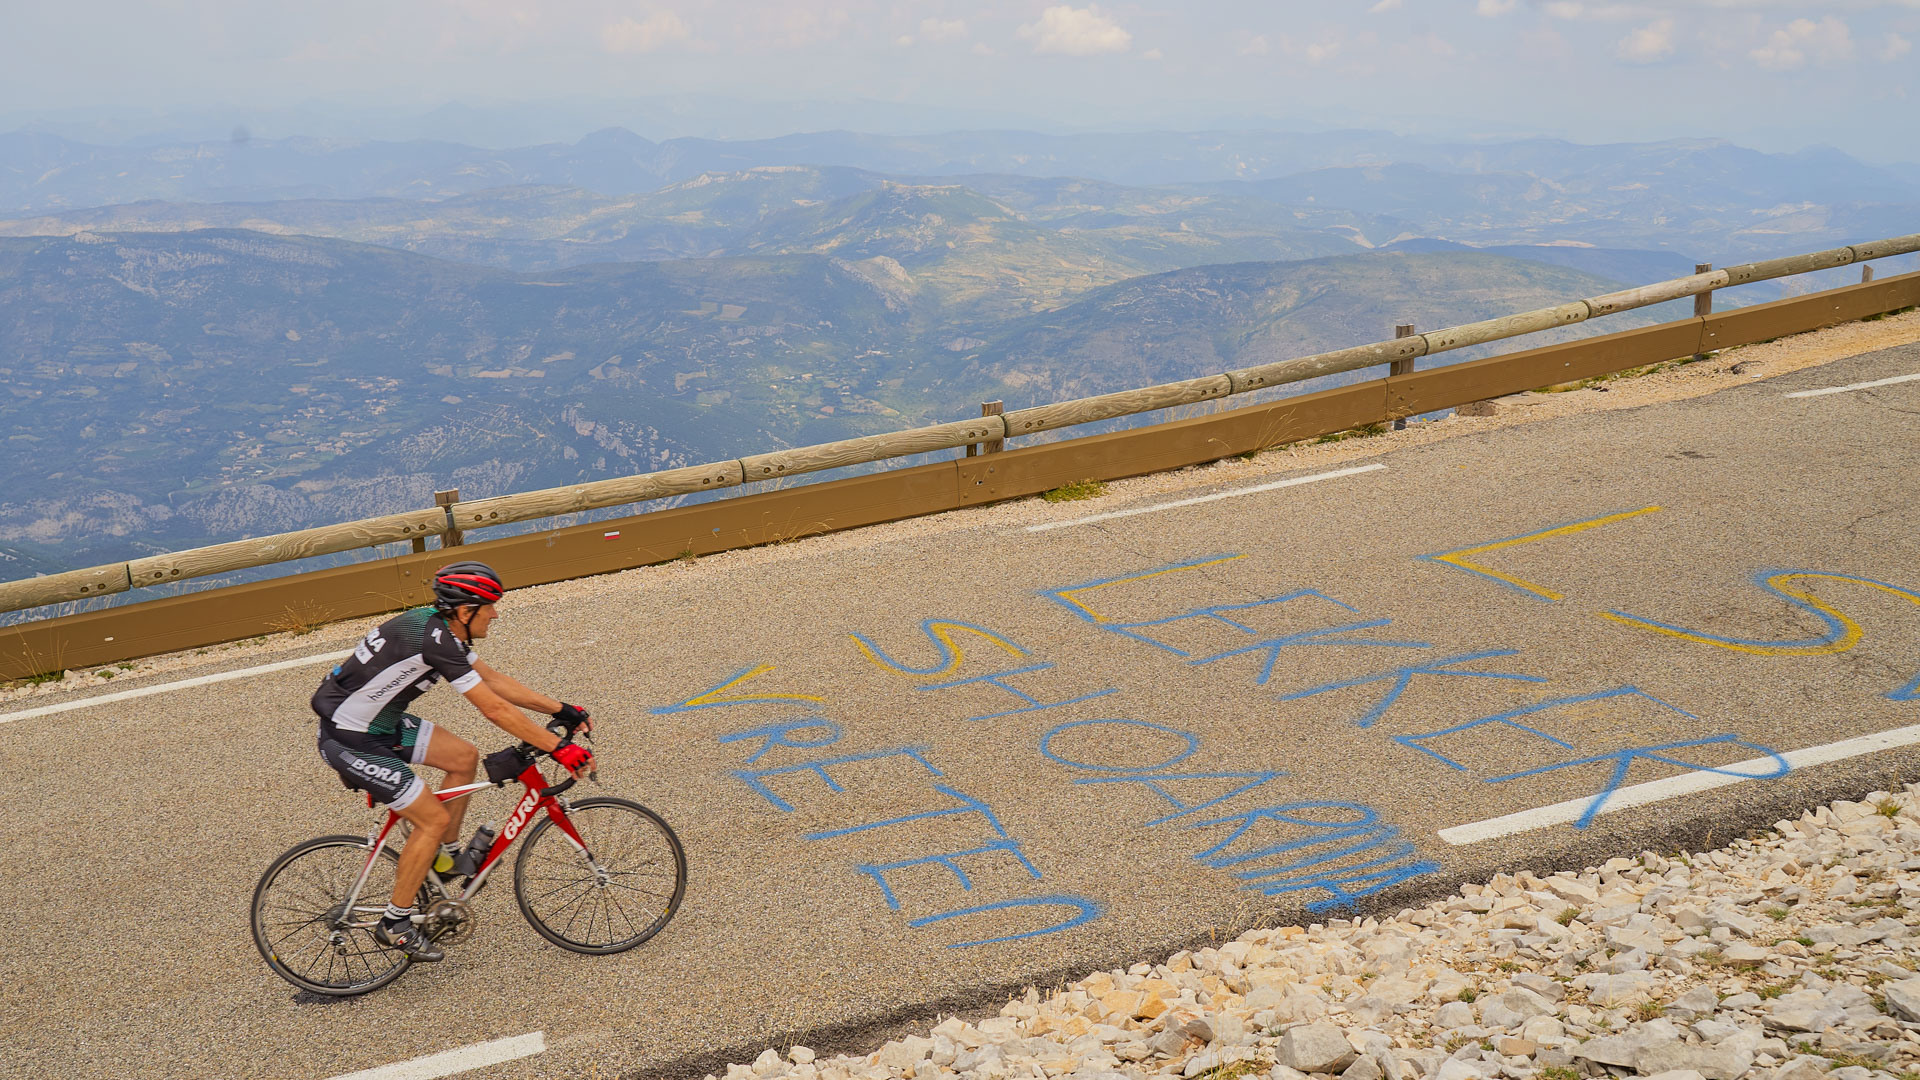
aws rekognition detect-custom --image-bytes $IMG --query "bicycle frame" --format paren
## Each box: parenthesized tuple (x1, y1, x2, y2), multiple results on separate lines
(336, 758, 591, 926)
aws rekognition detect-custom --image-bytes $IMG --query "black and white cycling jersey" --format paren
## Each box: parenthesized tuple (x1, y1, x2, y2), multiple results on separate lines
(311, 606, 482, 735)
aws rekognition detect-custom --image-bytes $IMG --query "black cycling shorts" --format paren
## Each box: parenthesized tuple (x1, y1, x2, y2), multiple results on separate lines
(316, 715, 437, 810)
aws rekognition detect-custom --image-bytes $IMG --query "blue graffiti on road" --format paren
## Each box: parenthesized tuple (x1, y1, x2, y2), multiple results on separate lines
(1486, 735, 1791, 828)
(919, 663, 1119, 722)
(1279, 650, 1547, 728)
(1039, 716, 1439, 912)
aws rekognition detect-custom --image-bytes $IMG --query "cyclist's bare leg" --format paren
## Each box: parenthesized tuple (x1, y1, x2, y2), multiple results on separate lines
(390, 792, 451, 908)
(420, 729, 480, 844)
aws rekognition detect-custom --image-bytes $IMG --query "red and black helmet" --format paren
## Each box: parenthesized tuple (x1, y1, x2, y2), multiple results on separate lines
(431, 561, 505, 610)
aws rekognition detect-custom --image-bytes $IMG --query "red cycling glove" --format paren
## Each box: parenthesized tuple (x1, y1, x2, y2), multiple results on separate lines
(553, 742, 594, 773)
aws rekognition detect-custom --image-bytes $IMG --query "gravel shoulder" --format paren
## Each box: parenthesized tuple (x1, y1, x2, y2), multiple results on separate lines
(713, 787, 1920, 1080)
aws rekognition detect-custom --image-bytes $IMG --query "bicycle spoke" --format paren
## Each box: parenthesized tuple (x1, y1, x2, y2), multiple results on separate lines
(515, 800, 683, 952)
(255, 839, 416, 995)
(601, 881, 638, 936)
(547, 881, 598, 928)
(523, 875, 599, 906)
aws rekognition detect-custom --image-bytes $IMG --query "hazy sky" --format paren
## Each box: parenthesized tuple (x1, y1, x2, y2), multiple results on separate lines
(7, 1, 1917, 157)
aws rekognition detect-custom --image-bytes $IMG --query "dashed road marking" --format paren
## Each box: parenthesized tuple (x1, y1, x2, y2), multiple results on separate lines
(1439, 723, 1920, 844)
(1023, 464, 1386, 533)
(0, 651, 339, 726)
(325, 1033, 546, 1080)
(1784, 371, 1920, 398)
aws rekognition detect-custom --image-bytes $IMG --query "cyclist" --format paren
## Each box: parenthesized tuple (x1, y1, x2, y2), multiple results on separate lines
(310, 560, 595, 962)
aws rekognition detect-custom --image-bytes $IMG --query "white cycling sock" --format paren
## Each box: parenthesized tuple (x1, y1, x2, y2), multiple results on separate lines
(384, 904, 414, 923)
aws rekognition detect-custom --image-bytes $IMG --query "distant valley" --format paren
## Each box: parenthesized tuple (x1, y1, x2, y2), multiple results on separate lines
(1, 124, 1911, 582)
(1, 229, 1662, 570)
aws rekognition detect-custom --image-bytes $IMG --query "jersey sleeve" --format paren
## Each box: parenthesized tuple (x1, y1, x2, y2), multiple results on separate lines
(423, 622, 484, 693)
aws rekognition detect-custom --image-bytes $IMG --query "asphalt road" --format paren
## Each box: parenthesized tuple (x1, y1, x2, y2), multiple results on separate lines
(4, 344, 1919, 1080)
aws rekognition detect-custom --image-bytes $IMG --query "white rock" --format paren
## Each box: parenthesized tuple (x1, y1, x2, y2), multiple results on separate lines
(1545, 878, 1600, 907)
(1765, 990, 1847, 1033)
(1883, 977, 1920, 1021)
(1518, 1016, 1564, 1044)
(1571, 970, 1658, 1005)
(1478, 989, 1555, 1031)
(1772, 1055, 1831, 1080)
(1341, 1054, 1385, 1080)
(1184, 1050, 1225, 1078)
(874, 1036, 932, 1071)
(1636, 1042, 1756, 1080)
(1278, 1024, 1358, 1073)
(1432, 1058, 1487, 1080)
(1510, 974, 1564, 1002)
(1429, 972, 1472, 1002)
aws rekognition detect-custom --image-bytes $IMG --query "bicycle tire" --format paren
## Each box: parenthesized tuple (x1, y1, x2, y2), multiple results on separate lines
(251, 834, 421, 996)
(514, 797, 687, 954)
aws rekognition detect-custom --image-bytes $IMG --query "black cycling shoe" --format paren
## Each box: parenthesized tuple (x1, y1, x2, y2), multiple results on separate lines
(374, 918, 445, 962)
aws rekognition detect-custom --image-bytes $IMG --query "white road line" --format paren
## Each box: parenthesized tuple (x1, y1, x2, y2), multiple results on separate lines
(0, 650, 339, 726)
(325, 1033, 546, 1080)
(1439, 723, 1920, 845)
(1784, 371, 1920, 398)
(1024, 464, 1387, 533)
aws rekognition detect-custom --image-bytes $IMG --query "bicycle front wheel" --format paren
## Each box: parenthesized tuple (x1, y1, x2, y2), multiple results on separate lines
(514, 797, 687, 954)
(251, 834, 419, 996)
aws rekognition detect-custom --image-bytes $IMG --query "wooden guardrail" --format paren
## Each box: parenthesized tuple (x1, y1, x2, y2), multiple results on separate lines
(2, 232, 1914, 619)
(2, 243, 1917, 678)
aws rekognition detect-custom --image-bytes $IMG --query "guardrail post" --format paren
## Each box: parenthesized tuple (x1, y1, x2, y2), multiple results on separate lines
(979, 401, 1004, 454)
(1692, 263, 1714, 361)
(1391, 324, 1416, 430)
(1863, 264, 1875, 285)
(435, 489, 464, 548)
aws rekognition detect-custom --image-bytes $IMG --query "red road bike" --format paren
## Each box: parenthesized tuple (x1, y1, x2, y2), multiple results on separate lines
(250, 738, 687, 996)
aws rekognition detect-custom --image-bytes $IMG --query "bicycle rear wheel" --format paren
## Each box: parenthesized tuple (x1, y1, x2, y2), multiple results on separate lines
(514, 797, 687, 954)
(251, 834, 422, 996)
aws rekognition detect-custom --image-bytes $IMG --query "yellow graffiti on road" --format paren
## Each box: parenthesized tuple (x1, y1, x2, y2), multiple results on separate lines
(850, 620, 1028, 678)
(1048, 554, 1247, 624)
(1603, 571, 1920, 656)
(1421, 506, 1662, 602)
(652, 663, 827, 714)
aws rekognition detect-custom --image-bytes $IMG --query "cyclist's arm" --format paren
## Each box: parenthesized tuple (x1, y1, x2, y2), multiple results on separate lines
(471, 660, 563, 715)
(461, 680, 563, 753)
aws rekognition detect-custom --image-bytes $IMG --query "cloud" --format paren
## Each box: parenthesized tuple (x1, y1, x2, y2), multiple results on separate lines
(1616, 18, 1675, 62)
(1544, 3, 1647, 19)
(1142, 47, 1164, 60)
(599, 11, 691, 54)
(1240, 34, 1270, 56)
(894, 34, 913, 47)
(1750, 16, 1854, 70)
(1306, 37, 1342, 63)
(1476, 0, 1518, 15)
(1017, 5, 1132, 55)
(919, 17, 967, 42)
(1881, 31, 1913, 61)
(1367, 0, 1402, 11)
